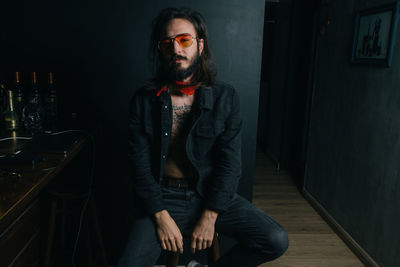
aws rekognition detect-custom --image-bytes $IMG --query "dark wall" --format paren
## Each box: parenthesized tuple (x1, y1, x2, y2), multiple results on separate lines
(1, 0, 265, 263)
(305, 0, 400, 266)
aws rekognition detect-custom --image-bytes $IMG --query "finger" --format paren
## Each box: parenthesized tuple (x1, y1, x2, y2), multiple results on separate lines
(203, 240, 209, 250)
(197, 239, 203, 250)
(166, 240, 172, 251)
(202, 240, 208, 250)
(174, 230, 183, 253)
(207, 239, 213, 248)
(176, 239, 184, 254)
(161, 240, 167, 250)
(171, 238, 178, 252)
(191, 237, 197, 254)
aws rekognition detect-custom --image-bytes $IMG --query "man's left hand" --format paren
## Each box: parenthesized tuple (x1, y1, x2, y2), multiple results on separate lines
(191, 209, 219, 254)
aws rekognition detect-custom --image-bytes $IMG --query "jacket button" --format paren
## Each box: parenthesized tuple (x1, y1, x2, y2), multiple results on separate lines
(164, 132, 168, 136)
(164, 105, 168, 109)
(162, 155, 166, 159)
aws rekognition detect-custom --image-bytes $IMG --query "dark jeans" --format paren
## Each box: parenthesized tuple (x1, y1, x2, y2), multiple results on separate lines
(118, 186, 288, 267)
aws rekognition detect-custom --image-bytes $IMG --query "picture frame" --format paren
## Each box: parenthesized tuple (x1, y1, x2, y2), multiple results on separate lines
(351, 1, 400, 67)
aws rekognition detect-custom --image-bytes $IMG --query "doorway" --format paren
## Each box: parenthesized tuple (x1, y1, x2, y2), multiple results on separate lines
(257, 0, 319, 189)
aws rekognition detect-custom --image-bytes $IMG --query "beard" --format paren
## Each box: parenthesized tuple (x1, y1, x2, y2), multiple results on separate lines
(162, 52, 201, 82)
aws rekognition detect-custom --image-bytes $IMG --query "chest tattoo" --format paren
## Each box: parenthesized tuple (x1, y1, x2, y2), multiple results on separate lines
(172, 104, 192, 136)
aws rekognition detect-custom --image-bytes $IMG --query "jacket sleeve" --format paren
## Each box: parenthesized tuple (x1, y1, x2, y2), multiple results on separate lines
(128, 92, 165, 215)
(206, 88, 242, 213)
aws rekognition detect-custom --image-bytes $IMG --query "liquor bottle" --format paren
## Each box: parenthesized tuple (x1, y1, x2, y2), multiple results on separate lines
(0, 83, 5, 127)
(3, 85, 19, 131)
(23, 72, 44, 135)
(44, 72, 57, 132)
(14, 72, 24, 127)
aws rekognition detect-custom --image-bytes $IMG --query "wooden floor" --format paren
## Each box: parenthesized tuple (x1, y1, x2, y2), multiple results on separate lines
(156, 149, 364, 267)
(254, 150, 363, 267)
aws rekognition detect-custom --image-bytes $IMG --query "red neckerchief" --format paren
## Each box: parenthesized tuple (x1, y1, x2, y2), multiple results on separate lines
(156, 81, 200, 96)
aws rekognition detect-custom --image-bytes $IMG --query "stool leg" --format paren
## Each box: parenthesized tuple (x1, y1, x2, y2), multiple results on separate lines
(60, 199, 66, 262)
(166, 251, 179, 267)
(44, 199, 58, 267)
(89, 194, 108, 266)
(85, 215, 93, 267)
(208, 232, 220, 263)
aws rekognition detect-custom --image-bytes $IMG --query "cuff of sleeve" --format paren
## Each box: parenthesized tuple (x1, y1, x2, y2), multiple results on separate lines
(144, 196, 166, 215)
(205, 204, 225, 214)
(205, 193, 235, 214)
(203, 182, 239, 214)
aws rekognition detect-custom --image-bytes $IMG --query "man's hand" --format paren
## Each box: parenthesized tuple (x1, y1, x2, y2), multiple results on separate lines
(191, 209, 219, 254)
(154, 210, 184, 254)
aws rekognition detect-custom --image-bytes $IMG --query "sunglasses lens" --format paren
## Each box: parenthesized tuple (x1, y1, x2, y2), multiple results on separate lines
(176, 34, 193, 47)
(159, 39, 171, 50)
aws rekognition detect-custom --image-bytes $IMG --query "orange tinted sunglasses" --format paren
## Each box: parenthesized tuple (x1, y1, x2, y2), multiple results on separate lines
(158, 33, 197, 50)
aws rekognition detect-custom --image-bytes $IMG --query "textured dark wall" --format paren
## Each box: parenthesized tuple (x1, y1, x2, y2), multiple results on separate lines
(305, 0, 400, 266)
(1, 0, 265, 263)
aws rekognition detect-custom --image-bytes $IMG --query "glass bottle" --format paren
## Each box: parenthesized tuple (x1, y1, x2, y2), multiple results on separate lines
(44, 72, 58, 132)
(3, 85, 19, 131)
(14, 72, 24, 128)
(0, 83, 5, 128)
(23, 72, 44, 135)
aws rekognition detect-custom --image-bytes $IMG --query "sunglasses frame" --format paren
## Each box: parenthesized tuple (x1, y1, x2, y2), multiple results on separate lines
(158, 33, 198, 50)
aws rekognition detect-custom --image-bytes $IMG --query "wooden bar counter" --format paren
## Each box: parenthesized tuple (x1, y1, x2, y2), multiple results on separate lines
(0, 131, 86, 266)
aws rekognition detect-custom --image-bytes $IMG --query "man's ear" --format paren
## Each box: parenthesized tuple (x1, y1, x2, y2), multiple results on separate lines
(198, 38, 204, 55)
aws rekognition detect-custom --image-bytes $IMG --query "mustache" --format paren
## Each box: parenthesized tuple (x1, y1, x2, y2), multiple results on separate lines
(171, 54, 187, 61)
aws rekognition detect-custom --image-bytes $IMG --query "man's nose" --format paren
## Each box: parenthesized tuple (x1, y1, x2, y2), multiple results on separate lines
(173, 39, 182, 53)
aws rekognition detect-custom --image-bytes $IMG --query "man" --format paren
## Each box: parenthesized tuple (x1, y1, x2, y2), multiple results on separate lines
(118, 7, 288, 267)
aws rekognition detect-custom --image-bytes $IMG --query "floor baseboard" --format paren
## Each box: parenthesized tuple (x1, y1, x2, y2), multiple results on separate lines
(302, 188, 379, 267)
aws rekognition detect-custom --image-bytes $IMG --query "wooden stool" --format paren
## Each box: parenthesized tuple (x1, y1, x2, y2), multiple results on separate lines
(166, 232, 220, 267)
(43, 189, 108, 267)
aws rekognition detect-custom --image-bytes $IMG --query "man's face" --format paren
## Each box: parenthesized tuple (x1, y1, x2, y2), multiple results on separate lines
(159, 18, 204, 80)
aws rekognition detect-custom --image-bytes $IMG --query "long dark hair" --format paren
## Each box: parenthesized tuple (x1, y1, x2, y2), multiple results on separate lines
(148, 7, 216, 89)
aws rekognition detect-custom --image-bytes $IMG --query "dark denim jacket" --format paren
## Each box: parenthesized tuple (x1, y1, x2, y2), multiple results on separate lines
(128, 81, 242, 215)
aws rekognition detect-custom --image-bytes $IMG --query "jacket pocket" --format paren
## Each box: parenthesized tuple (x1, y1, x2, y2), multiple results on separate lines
(196, 121, 225, 137)
(196, 125, 214, 138)
(192, 125, 216, 159)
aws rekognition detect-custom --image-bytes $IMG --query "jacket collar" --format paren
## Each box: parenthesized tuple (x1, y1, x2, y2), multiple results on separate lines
(197, 86, 213, 110)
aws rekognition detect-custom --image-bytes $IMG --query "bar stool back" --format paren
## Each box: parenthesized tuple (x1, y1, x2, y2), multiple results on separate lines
(43, 185, 108, 267)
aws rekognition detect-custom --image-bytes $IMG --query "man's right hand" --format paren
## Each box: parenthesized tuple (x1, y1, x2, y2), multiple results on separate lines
(154, 210, 183, 254)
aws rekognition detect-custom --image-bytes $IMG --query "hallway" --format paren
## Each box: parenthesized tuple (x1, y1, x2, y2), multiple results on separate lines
(255, 150, 363, 267)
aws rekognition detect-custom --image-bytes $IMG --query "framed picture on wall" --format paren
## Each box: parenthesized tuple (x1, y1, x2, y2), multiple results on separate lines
(351, 2, 400, 67)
